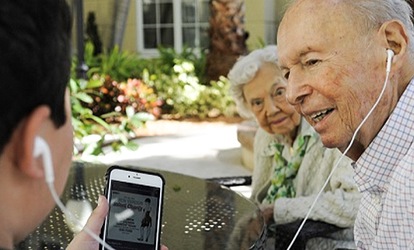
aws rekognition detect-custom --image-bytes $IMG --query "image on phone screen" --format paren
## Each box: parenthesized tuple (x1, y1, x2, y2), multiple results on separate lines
(105, 180, 161, 250)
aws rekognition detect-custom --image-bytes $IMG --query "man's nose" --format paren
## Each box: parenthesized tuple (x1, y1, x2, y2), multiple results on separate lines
(286, 75, 312, 105)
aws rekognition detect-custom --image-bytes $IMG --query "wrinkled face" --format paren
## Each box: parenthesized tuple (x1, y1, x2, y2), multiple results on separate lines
(243, 62, 301, 137)
(277, 0, 393, 153)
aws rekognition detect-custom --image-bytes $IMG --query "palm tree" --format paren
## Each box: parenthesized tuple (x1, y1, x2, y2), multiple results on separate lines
(205, 0, 249, 83)
(112, 0, 130, 49)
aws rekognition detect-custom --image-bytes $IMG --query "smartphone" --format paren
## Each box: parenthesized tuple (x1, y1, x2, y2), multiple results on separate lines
(101, 166, 165, 250)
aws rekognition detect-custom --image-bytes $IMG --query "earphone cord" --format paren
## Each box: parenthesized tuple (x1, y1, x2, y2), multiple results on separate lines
(46, 182, 116, 250)
(286, 68, 391, 250)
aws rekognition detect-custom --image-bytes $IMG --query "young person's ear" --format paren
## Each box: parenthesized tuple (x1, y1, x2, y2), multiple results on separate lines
(16, 106, 51, 179)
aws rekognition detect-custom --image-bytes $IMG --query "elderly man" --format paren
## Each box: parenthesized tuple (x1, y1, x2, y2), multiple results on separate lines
(277, 0, 414, 249)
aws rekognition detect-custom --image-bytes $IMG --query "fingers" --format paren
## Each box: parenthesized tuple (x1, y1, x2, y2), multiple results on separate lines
(258, 204, 275, 224)
(83, 195, 109, 233)
(161, 245, 169, 250)
(67, 196, 109, 250)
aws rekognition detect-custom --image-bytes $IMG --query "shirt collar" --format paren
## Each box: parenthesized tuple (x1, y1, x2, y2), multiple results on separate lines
(353, 78, 414, 193)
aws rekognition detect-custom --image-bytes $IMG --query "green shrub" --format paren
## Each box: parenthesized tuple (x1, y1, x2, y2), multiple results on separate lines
(88, 75, 163, 119)
(82, 42, 236, 119)
(70, 43, 237, 156)
(157, 45, 207, 82)
(143, 54, 236, 119)
(70, 68, 152, 157)
(84, 42, 149, 81)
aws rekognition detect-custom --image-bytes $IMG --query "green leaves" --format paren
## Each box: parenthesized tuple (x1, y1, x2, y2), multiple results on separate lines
(145, 50, 237, 119)
(70, 42, 237, 157)
(70, 76, 147, 157)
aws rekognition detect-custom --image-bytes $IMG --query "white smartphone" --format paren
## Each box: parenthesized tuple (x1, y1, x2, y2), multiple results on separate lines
(101, 166, 165, 250)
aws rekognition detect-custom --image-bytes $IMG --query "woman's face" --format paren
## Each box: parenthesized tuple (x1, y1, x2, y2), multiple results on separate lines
(243, 62, 301, 137)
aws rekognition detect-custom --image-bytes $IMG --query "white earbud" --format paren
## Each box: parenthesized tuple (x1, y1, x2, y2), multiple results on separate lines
(33, 136, 54, 184)
(386, 49, 394, 73)
(33, 137, 114, 249)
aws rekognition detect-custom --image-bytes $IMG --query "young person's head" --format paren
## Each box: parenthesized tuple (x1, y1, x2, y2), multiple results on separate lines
(0, 0, 72, 153)
(0, 0, 74, 246)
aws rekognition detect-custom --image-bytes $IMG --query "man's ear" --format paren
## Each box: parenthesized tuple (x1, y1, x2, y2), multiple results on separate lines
(16, 106, 51, 179)
(378, 20, 409, 69)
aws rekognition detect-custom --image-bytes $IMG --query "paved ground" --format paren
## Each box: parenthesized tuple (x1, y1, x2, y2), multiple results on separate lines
(81, 119, 253, 197)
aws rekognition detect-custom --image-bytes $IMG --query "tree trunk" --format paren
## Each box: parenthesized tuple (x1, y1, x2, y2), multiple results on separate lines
(205, 0, 249, 83)
(112, 0, 130, 49)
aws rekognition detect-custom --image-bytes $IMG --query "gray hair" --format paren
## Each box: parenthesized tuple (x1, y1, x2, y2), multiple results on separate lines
(348, 0, 414, 52)
(286, 0, 414, 53)
(228, 45, 279, 118)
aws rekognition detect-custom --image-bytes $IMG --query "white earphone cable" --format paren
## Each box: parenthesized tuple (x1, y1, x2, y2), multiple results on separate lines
(46, 182, 116, 250)
(286, 56, 392, 250)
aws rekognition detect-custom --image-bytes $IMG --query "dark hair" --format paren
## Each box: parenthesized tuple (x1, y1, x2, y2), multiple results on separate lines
(0, 0, 72, 153)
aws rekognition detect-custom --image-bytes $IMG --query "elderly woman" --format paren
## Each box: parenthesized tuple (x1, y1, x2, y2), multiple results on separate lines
(227, 45, 360, 249)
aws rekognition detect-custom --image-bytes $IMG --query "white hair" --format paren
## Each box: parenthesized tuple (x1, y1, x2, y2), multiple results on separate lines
(285, 0, 414, 53)
(228, 45, 279, 118)
(348, 0, 414, 52)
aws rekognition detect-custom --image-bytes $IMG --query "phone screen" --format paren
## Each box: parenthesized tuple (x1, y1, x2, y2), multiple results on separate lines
(103, 168, 163, 250)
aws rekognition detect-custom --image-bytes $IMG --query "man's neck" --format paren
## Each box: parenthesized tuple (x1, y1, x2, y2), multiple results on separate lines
(343, 140, 365, 161)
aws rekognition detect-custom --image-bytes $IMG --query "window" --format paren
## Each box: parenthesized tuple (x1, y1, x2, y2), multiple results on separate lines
(137, 0, 210, 57)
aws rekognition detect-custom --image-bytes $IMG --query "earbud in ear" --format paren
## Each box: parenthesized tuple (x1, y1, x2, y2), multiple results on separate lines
(386, 49, 394, 73)
(33, 136, 54, 184)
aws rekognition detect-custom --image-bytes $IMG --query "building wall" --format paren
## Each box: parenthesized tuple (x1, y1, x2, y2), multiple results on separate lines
(82, 0, 114, 51)
(76, 0, 290, 53)
(245, 0, 289, 50)
(274, 0, 290, 43)
(78, 0, 137, 52)
(245, 0, 266, 50)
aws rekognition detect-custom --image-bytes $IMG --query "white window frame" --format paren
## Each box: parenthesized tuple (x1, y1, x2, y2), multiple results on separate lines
(136, 0, 208, 58)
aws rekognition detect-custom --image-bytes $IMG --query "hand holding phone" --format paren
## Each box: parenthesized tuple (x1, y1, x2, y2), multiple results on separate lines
(101, 166, 165, 250)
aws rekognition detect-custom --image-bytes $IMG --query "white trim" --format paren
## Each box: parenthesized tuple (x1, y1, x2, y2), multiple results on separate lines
(173, 0, 182, 53)
(136, 0, 209, 57)
(136, 0, 144, 52)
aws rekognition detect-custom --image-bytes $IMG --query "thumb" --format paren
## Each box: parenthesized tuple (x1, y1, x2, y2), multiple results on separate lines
(83, 195, 109, 233)
(67, 195, 109, 250)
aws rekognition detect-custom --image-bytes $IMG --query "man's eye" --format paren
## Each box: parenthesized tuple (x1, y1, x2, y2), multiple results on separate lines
(283, 71, 290, 80)
(305, 59, 320, 66)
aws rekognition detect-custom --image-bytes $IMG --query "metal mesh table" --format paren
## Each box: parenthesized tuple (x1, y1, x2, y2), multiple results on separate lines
(18, 161, 266, 250)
